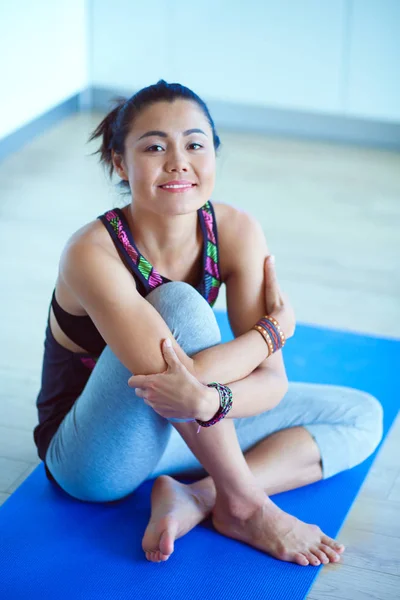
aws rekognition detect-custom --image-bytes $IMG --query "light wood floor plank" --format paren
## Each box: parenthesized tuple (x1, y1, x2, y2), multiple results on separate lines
(340, 496, 400, 539)
(0, 457, 34, 494)
(388, 473, 400, 502)
(337, 527, 400, 577)
(308, 564, 400, 599)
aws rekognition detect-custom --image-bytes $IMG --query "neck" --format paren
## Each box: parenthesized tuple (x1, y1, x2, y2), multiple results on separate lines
(124, 203, 200, 265)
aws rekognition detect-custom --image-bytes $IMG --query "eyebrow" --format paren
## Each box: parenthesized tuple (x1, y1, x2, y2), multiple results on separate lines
(137, 128, 207, 141)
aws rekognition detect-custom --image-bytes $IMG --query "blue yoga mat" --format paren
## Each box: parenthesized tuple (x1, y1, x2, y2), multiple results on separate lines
(1, 313, 399, 600)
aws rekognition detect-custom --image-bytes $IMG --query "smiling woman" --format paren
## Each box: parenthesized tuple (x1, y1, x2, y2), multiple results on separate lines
(34, 79, 382, 567)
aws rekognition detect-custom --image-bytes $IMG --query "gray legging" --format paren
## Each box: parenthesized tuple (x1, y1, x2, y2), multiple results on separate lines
(46, 282, 383, 503)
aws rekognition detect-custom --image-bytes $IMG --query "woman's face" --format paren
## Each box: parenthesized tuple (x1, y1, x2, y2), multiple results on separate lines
(113, 99, 216, 216)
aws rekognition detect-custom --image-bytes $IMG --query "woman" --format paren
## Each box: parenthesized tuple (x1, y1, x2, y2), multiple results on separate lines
(34, 80, 383, 567)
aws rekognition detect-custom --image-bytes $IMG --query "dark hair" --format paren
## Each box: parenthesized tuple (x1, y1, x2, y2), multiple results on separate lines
(89, 79, 221, 190)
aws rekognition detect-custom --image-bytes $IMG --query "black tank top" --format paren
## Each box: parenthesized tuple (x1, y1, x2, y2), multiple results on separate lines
(34, 201, 221, 465)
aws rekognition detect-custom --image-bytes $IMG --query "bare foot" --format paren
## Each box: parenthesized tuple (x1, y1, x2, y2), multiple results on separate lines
(142, 475, 213, 563)
(212, 494, 345, 566)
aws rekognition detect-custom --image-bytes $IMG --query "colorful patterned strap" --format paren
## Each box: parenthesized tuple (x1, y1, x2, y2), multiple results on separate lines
(98, 200, 222, 307)
(99, 209, 166, 292)
(199, 201, 221, 307)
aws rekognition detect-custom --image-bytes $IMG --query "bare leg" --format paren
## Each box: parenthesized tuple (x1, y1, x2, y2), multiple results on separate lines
(142, 423, 344, 565)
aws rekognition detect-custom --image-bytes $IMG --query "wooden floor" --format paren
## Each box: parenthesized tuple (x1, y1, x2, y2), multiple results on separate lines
(0, 113, 399, 599)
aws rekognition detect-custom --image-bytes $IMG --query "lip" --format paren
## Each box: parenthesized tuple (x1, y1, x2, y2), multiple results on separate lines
(159, 180, 196, 186)
(158, 180, 197, 193)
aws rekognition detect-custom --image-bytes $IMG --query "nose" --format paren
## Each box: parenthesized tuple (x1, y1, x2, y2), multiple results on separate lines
(165, 148, 189, 173)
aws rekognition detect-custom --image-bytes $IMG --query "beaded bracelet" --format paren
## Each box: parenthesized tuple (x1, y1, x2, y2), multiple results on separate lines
(253, 315, 286, 356)
(195, 382, 233, 433)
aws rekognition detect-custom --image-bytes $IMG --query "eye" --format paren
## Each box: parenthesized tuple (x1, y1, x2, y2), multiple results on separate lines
(145, 144, 164, 152)
(188, 143, 202, 150)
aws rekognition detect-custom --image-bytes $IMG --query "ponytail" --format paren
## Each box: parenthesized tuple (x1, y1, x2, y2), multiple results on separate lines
(88, 96, 127, 179)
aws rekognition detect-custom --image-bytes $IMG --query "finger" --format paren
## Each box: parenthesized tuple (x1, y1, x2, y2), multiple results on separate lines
(264, 256, 281, 307)
(128, 375, 150, 388)
(134, 388, 146, 398)
(265, 256, 281, 292)
(162, 339, 181, 369)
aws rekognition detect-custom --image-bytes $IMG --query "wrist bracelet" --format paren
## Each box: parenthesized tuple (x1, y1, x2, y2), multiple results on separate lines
(195, 383, 233, 433)
(253, 315, 286, 355)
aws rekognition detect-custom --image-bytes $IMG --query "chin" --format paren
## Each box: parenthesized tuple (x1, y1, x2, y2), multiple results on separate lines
(155, 192, 208, 216)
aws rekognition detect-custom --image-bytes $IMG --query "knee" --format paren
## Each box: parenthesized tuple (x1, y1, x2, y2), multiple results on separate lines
(46, 437, 156, 504)
(352, 391, 384, 465)
(49, 466, 145, 504)
(146, 282, 221, 356)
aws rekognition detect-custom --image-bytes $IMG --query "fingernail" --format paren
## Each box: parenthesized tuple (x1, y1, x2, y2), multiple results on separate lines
(269, 255, 275, 264)
(165, 338, 172, 347)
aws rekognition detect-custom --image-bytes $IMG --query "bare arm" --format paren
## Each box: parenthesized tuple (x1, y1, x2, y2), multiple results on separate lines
(123, 208, 291, 423)
(197, 208, 289, 420)
(60, 236, 268, 383)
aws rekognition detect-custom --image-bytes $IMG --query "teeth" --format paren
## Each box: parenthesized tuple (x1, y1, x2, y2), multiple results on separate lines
(162, 184, 193, 189)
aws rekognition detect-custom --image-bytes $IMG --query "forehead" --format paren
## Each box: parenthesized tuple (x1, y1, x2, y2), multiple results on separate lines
(129, 99, 211, 136)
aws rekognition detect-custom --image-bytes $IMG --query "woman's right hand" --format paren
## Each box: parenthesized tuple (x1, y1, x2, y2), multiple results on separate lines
(263, 255, 296, 340)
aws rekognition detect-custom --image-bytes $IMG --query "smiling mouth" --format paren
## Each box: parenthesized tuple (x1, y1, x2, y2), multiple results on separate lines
(159, 183, 197, 192)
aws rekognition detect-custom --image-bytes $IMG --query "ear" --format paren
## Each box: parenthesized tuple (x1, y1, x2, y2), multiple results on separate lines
(112, 150, 129, 181)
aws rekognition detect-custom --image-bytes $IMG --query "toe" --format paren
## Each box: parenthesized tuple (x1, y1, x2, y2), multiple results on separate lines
(320, 543, 340, 563)
(304, 552, 320, 567)
(159, 529, 174, 556)
(311, 547, 329, 565)
(159, 552, 170, 562)
(322, 535, 345, 553)
(293, 553, 309, 566)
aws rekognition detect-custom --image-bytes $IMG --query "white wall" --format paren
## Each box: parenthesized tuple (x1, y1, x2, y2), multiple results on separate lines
(91, 0, 400, 123)
(166, 1, 346, 115)
(2, 0, 398, 140)
(346, 0, 400, 122)
(0, 0, 88, 139)
(91, 0, 346, 114)
(90, 0, 170, 92)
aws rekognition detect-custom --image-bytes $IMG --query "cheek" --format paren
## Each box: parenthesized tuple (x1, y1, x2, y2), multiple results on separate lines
(199, 155, 216, 183)
(131, 158, 159, 186)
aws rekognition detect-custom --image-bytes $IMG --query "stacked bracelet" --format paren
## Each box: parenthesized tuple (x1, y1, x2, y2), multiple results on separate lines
(253, 316, 286, 356)
(195, 383, 233, 433)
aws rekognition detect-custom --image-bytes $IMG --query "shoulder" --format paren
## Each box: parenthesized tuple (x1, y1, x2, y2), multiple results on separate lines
(212, 201, 268, 280)
(60, 214, 120, 269)
(212, 201, 266, 245)
(64, 213, 115, 251)
(57, 213, 125, 304)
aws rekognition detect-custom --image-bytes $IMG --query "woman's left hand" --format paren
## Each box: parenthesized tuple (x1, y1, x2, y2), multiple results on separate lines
(128, 339, 207, 421)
